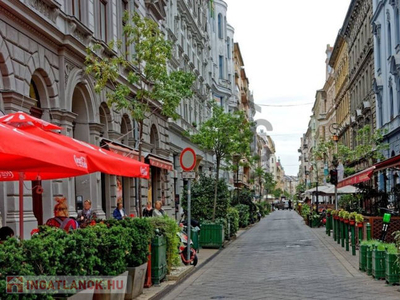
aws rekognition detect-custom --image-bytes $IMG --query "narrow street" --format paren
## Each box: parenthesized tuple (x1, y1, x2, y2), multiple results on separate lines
(163, 211, 400, 300)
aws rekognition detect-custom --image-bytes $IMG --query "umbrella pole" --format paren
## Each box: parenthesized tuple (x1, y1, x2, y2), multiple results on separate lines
(19, 173, 24, 240)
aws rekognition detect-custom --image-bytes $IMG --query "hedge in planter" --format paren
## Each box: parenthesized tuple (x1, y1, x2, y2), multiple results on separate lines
(227, 207, 239, 237)
(385, 243, 399, 285)
(147, 216, 180, 273)
(181, 174, 229, 222)
(235, 204, 250, 228)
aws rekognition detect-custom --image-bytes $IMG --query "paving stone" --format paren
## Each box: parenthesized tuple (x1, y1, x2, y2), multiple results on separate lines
(163, 210, 400, 300)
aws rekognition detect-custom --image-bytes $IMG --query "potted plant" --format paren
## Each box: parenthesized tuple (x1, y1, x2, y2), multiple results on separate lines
(338, 209, 345, 222)
(385, 243, 399, 285)
(355, 214, 364, 227)
(342, 211, 350, 224)
(90, 224, 131, 300)
(119, 218, 153, 300)
(349, 212, 357, 226)
(372, 241, 386, 280)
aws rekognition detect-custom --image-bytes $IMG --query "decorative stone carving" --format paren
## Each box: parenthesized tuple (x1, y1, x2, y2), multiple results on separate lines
(28, 0, 60, 23)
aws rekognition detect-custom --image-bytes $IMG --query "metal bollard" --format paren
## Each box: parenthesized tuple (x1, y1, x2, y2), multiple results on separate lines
(366, 223, 371, 241)
(345, 223, 349, 251)
(351, 225, 356, 255)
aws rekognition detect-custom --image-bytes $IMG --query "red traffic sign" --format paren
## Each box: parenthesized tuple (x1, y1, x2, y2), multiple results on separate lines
(180, 147, 196, 172)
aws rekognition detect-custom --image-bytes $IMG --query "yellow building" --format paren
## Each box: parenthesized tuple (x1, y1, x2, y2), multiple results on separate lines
(329, 32, 350, 147)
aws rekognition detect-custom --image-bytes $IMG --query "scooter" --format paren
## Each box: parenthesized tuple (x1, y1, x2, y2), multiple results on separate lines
(177, 224, 198, 266)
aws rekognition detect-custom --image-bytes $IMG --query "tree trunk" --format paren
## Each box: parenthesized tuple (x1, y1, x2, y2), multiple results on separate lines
(212, 157, 220, 222)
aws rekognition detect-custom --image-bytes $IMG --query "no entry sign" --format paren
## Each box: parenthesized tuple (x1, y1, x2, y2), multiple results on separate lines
(180, 147, 196, 172)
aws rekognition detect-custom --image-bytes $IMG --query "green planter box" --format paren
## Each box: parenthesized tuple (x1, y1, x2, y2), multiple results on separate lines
(372, 247, 386, 280)
(367, 247, 373, 276)
(199, 223, 224, 249)
(311, 217, 320, 228)
(191, 227, 200, 253)
(359, 244, 368, 272)
(151, 235, 167, 285)
(385, 252, 400, 285)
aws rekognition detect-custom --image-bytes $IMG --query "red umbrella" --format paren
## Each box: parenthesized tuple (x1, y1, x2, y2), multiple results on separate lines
(0, 111, 62, 130)
(23, 126, 150, 179)
(0, 123, 89, 239)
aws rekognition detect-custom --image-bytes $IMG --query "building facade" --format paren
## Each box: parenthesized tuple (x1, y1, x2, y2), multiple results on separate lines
(372, 0, 400, 158)
(0, 0, 242, 235)
(342, 0, 376, 155)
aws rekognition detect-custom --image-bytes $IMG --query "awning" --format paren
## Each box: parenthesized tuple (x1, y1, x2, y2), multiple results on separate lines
(146, 154, 173, 171)
(337, 166, 375, 188)
(102, 139, 144, 162)
(374, 153, 400, 172)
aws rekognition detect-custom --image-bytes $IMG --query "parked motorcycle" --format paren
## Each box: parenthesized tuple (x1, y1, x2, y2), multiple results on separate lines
(177, 223, 198, 266)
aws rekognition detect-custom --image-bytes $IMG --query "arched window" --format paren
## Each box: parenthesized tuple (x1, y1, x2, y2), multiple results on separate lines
(218, 13, 223, 39)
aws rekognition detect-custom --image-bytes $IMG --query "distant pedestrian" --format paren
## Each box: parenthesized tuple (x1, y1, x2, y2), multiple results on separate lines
(143, 200, 153, 217)
(45, 197, 79, 232)
(288, 199, 292, 210)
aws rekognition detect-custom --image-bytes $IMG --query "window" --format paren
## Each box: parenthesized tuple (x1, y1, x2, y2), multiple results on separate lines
(72, 0, 81, 20)
(99, 0, 107, 42)
(390, 86, 394, 119)
(218, 13, 223, 39)
(388, 22, 392, 57)
(397, 78, 400, 114)
(121, 0, 128, 58)
(227, 38, 230, 59)
(219, 55, 224, 79)
(396, 8, 400, 45)
(377, 34, 382, 70)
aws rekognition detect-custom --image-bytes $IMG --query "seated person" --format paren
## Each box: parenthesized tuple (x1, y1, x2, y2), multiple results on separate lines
(77, 199, 97, 228)
(45, 197, 79, 232)
(142, 200, 153, 217)
(0, 226, 14, 243)
(113, 202, 126, 220)
(152, 200, 165, 217)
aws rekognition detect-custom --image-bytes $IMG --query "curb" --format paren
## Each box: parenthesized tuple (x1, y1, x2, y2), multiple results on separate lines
(149, 217, 264, 300)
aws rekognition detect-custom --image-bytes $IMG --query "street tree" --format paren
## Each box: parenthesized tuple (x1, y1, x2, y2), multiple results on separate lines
(253, 166, 264, 201)
(263, 172, 276, 197)
(85, 12, 195, 216)
(190, 104, 254, 221)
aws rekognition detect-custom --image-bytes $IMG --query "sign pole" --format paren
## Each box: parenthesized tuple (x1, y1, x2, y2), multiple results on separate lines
(187, 178, 191, 262)
(179, 147, 197, 263)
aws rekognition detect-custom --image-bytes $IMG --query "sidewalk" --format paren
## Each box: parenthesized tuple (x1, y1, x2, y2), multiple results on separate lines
(136, 228, 248, 300)
(311, 226, 360, 274)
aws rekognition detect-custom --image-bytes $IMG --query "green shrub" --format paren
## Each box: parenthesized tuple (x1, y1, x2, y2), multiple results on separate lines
(235, 204, 250, 228)
(301, 204, 310, 220)
(118, 218, 153, 267)
(181, 174, 229, 221)
(232, 189, 258, 224)
(24, 226, 68, 276)
(227, 207, 239, 236)
(148, 216, 180, 273)
(214, 218, 229, 240)
(90, 224, 133, 276)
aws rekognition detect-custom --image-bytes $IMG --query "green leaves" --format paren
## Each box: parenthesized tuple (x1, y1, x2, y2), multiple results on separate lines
(85, 11, 194, 126)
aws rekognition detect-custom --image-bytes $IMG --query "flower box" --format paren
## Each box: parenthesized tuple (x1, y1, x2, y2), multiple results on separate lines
(125, 262, 148, 299)
(385, 252, 400, 285)
(372, 247, 386, 280)
(359, 244, 368, 272)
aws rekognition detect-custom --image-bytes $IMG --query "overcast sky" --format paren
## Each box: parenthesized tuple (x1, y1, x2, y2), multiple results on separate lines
(224, 0, 351, 176)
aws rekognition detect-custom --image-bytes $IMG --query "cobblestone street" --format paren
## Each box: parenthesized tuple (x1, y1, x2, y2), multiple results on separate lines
(163, 211, 400, 300)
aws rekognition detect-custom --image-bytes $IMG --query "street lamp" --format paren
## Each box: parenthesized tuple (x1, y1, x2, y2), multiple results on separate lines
(329, 123, 342, 210)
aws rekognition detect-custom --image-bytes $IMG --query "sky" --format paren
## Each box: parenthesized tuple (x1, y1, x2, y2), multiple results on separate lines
(224, 0, 351, 176)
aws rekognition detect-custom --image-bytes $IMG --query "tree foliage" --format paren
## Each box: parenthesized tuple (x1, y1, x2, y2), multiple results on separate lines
(190, 104, 254, 220)
(85, 12, 195, 215)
